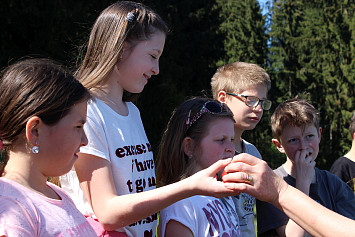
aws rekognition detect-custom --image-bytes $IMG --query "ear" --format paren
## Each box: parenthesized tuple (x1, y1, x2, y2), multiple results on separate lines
(318, 127, 322, 141)
(272, 138, 285, 153)
(182, 137, 195, 158)
(217, 91, 227, 103)
(25, 116, 42, 146)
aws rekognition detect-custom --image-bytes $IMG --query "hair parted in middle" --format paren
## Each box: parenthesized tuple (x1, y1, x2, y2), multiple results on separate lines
(156, 97, 234, 187)
(76, 1, 169, 101)
(210, 61, 271, 99)
(271, 95, 320, 140)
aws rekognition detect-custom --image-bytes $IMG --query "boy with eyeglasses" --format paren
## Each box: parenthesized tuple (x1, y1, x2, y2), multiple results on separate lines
(211, 61, 272, 237)
(256, 96, 355, 236)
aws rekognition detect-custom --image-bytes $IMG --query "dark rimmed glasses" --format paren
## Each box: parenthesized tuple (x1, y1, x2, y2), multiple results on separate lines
(226, 92, 272, 111)
(185, 101, 228, 133)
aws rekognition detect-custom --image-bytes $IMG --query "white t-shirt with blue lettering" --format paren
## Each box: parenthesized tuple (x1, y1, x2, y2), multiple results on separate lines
(159, 195, 241, 237)
(60, 99, 157, 237)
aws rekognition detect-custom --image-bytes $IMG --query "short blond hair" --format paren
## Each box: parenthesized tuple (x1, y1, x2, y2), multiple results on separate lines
(211, 62, 271, 99)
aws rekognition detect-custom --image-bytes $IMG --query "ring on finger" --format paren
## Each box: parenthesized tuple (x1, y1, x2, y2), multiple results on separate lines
(246, 174, 253, 185)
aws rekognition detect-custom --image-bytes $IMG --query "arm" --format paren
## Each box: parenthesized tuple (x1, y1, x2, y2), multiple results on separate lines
(222, 153, 355, 237)
(75, 155, 239, 231)
(164, 220, 193, 237)
(276, 149, 315, 237)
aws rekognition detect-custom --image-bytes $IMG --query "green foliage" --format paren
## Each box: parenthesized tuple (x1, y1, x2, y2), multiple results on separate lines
(269, 0, 354, 169)
(0, 0, 353, 171)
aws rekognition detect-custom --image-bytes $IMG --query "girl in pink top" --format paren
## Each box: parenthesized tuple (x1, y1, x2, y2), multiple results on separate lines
(0, 58, 96, 236)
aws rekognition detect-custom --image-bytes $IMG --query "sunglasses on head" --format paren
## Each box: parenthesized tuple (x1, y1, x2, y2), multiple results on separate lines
(185, 101, 228, 133)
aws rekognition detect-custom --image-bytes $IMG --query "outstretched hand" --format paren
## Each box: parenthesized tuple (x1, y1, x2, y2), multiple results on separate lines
(221, 153, 289, 205)
(186, 158, 243, 198)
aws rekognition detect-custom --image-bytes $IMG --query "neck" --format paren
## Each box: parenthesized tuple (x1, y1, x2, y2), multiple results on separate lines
(233, 126, 244, 153)
(3, 151, 58, 199)
(282, 159, 294, 177)
(91, 82, 128, 116)
(344, 142, 355, 161)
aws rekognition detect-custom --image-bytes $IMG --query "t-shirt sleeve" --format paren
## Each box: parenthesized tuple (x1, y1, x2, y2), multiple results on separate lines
(0, 197, 37, 237)
(159, 200, 197, 236)
(80, 107, 110, 160)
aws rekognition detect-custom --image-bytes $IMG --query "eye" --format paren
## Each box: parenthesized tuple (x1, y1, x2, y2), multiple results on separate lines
(217, 137, 225, 143)
(288, 138, 298, 143)
(150, 54, 157, 59)
(306, 134, 315, 139)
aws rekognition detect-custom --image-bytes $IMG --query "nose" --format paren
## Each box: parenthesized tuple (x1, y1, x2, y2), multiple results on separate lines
(225, 141, 235, 156)
(299, 139, 308, 150)
(253, 102, 263, 113)
(81, 130, 88, 147)
(152, 61, 159, 75)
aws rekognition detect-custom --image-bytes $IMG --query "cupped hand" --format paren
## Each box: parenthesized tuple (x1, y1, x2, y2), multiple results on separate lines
(221, 153, 289, 205)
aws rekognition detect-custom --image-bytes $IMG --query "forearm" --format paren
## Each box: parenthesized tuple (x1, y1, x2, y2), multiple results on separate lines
(281, 178, 312, 236)
(274, 185, 355, 237)
(97, 177, 197, 230)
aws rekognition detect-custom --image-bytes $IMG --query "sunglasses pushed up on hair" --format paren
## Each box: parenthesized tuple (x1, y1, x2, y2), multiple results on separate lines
(185, 101, 230, 133)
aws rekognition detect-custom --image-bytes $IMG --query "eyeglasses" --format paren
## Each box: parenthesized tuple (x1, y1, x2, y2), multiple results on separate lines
(226, 92, 272, 111)
(185, 101, 228, 133)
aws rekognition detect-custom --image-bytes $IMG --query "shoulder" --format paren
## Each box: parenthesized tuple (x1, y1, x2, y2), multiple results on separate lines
(0, 179, 39, 225)
(315, 168, 350, 189)
(331, 156, 351, 168)
(126, 102, 141, 116)
(0, 178, 28, 200)
(242, 139, 262, 159)
(316, 167, 340, 179)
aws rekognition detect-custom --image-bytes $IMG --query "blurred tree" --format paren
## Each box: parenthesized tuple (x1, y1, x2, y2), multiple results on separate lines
(268, 0, 354, 169)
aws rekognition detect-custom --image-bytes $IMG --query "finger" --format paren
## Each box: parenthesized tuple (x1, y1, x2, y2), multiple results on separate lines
(208, 158, 232, 174)
(222, 171, 250, 183)
(223, 181, 252, 194)
(224, 161, 254, 174)
(310, 160, 316, 167)
(294, 150, 301, 162)
(231, 153, 261, 166)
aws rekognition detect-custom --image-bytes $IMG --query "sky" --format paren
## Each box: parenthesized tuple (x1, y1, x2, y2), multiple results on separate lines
(257, 0, 270, 16)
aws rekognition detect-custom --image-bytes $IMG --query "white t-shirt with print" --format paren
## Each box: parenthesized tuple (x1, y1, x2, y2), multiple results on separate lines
(60, 99, 157, 237)
(159, 195, 241, 237)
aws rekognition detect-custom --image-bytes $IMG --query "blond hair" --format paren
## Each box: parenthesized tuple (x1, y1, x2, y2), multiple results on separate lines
(211, 61, 271, 99)
(76, 1, 168, 101)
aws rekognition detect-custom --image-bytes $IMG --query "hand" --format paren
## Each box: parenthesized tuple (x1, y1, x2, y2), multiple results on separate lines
(186, 158, 243, 198)
(221, 153, 289, 205)
(293, 149, 315, 192)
